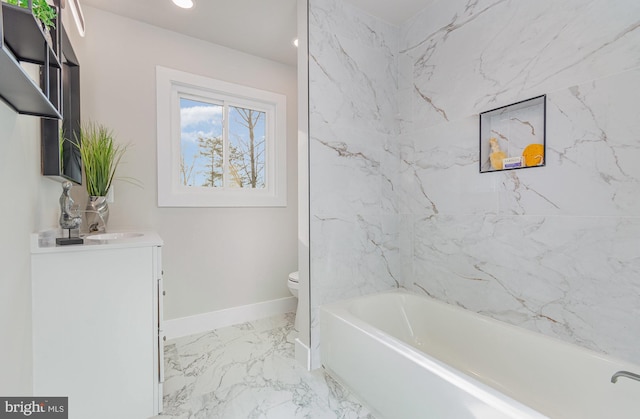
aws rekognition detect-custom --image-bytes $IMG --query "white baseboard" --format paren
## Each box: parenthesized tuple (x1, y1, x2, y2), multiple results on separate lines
(164, 296, 297, 340)
(295, 338, 311, 370)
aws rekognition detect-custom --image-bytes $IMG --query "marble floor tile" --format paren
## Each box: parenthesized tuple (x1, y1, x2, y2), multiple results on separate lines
(154, 312, 375, 419)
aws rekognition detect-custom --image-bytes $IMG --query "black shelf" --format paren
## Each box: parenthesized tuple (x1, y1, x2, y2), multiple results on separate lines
(0, 45, 60, 117)
(0, 2, 62, 119)
(3, 3, 60, 66)
(42, 23, 82, 183)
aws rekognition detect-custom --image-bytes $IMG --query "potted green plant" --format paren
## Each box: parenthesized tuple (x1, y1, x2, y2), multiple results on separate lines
(75, 122, 129, 233)
(33, 0, 56, 30)
(4, 0, 57, 30)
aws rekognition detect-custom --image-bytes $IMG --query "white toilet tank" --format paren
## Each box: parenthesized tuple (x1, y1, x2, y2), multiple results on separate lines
(288, 271, 300, 331)
(287, 271, 299, 297)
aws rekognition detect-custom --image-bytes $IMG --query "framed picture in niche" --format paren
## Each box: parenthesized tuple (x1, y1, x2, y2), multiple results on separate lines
(479, 95, 546, 173)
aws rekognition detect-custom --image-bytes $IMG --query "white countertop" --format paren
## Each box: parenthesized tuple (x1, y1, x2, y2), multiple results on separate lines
(31, 229, 163, 254)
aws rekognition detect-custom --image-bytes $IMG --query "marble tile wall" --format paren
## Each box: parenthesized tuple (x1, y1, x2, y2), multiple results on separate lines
(308, 0, 401, 366)
(309, 0, 640, 368)
(398, 0, 640, 131)
(399, 0, 640, 364)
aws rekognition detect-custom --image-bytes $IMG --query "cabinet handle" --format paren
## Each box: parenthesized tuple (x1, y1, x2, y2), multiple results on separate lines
(158, 331, 165, 384)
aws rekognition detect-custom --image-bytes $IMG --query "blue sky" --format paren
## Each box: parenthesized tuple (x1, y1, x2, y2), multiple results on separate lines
(180, 98, 266, 188)
(180, 98, 223, 186)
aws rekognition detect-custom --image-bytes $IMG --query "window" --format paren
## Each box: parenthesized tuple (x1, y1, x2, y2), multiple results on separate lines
(156, 66, 287, 207)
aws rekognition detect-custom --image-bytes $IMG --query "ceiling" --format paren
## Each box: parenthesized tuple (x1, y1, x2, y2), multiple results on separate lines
(79, 0, 434, 67)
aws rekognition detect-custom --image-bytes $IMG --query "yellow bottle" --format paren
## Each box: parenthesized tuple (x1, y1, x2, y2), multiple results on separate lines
(489, 137, 506, 170)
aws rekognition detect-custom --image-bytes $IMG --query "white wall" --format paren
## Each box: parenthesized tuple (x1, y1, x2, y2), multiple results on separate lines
(308, 0, 640, 368)
(0, 91, 61, 394)
(0, 4, 297, 393)
(67, 7, 299, 321)
(0, 6, 91, 396)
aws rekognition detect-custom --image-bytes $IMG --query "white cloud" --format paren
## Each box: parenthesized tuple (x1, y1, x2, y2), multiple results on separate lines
(181, 129, 216, 144)
(180, 105, 222, 127)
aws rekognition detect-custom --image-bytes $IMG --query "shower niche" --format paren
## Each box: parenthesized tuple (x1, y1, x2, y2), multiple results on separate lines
(479, 95, 546, 173)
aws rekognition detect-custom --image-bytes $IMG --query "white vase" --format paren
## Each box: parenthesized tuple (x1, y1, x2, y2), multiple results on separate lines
(85, 196, 109, 233)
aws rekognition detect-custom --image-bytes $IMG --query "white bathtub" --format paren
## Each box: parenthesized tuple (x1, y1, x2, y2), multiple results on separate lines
(320, 291, 640, 419)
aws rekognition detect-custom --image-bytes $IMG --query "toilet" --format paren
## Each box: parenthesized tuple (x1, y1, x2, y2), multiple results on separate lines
(287, 271, 300, 331)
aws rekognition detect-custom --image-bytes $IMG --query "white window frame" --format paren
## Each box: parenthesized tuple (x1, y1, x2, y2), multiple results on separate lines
(156, 66, 287, 207)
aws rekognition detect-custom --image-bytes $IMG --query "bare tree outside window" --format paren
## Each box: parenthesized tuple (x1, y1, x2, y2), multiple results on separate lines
(179, 97, 223, 188)
(180, 98, 266, 189)
(180, 153, 198, 186)
(198, 135, 223, 187)
(157, 66, 287, 207)
(229, 106, 266, 189)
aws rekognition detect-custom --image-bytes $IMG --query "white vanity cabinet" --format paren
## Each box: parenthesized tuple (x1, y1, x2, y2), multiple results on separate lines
(31, 232, 164, 419)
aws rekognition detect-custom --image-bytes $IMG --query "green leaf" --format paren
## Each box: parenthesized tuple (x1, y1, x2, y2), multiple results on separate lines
(75, 122, 130, 197)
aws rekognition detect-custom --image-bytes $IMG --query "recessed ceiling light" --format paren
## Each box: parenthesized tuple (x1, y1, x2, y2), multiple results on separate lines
(172, 0, 194, 9)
